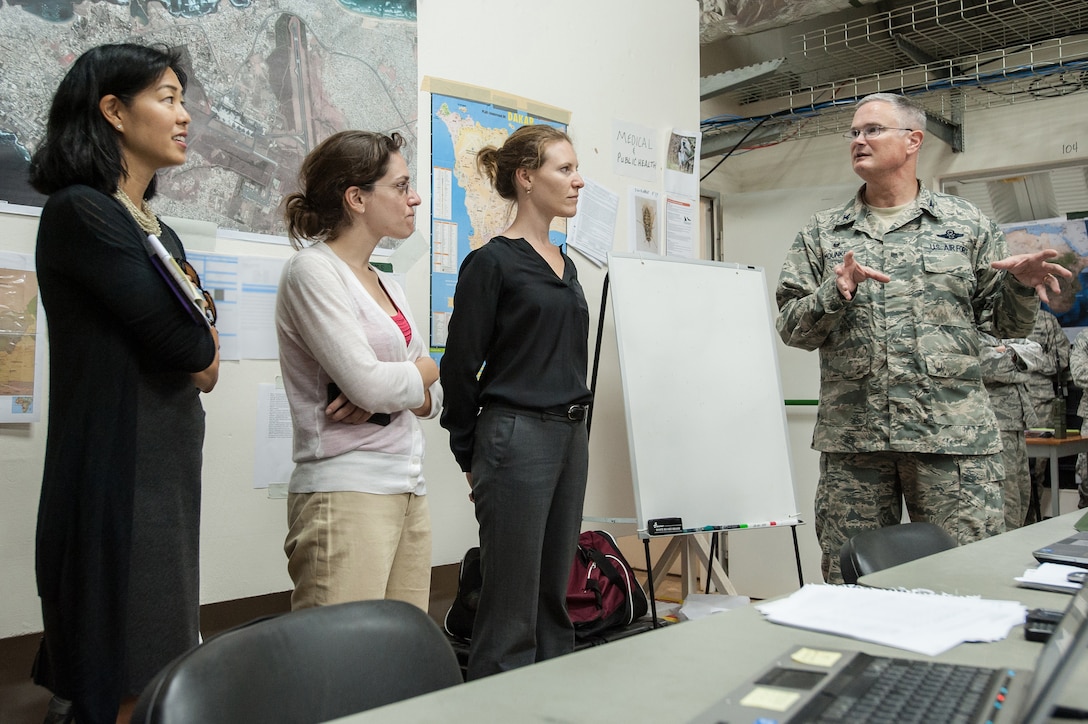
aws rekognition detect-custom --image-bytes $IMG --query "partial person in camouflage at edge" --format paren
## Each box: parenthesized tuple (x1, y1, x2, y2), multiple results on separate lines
(979, 334, 1045, 530)
(1026, 308, 1071, 425)
(1025, 307, 1071, 517)
(775, 92, 1070, 583)
(1069, 330, 1088, 508)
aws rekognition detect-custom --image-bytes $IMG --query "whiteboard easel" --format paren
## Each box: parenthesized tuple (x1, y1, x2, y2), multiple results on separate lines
(649, 534, 737, 597)
(599, 253, 804, 606)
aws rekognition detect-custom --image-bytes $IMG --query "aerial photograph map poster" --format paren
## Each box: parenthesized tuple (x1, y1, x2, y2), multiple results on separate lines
(0, 0, 418, 240)
(1003, 218, 1088, 334)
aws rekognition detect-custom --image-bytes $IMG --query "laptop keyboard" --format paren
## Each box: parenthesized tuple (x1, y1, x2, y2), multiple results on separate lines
(791, 653, 1005, 723)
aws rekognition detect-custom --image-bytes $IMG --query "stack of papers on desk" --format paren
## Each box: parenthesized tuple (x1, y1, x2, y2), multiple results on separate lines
(1015, 562, 1085, 593)
(755, 584, 1026, 656)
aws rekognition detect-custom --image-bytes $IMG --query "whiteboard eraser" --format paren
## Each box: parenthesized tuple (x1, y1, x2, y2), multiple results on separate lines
(648, 517, 683, 535)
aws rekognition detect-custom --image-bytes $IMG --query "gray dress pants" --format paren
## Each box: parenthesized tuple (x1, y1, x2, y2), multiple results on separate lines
(466, 405, 590, 680)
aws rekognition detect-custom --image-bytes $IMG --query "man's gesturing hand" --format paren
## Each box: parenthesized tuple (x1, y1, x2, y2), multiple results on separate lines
(834, 250, 891, 301)
(991, 249, 1071, 306)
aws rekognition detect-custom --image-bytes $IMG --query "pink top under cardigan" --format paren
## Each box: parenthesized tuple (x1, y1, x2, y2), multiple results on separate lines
(275, 242, 442, 496)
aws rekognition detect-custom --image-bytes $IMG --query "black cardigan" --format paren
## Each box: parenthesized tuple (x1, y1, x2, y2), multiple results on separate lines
(32, 185, 215, 723)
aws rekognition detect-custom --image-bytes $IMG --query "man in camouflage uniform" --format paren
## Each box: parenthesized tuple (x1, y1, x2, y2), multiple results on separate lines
(1070, 330, 1088, 507)
(775, 92, 1069, 583)
(1026, 308, 1070, 424)
(1025, 308, 1070, 515)
(979, 335, 1045, 529)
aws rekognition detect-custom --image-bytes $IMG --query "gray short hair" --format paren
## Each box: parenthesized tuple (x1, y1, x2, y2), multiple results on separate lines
(857, 93, 927, 132)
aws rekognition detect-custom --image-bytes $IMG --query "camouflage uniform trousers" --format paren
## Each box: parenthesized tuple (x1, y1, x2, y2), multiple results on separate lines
(817, 450, 1005, 584)
(1078, 453, 1088, 508)
(998, 430, 1031, 529)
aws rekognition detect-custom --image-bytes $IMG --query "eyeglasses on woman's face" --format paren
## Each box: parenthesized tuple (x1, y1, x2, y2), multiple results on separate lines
(372, 179, 414, 196)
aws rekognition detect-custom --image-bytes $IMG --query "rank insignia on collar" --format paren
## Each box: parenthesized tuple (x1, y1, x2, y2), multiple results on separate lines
(936, 229, 964, 239)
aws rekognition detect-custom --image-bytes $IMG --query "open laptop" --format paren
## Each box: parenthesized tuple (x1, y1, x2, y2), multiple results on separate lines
(1034, 531, 1088, 568)
(689, 582, 1088, 723)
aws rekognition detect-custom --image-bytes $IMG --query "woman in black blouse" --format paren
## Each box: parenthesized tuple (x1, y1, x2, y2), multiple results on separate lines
(29, 43, 218, 724)
(440, 125, 591, 679)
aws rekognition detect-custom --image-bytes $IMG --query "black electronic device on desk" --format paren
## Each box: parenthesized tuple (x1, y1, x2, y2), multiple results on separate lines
(1026, 607, 1065, 642)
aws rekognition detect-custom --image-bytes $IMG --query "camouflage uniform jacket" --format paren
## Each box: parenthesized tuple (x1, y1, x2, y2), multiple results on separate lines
(1025, 309, 1070, 423)
(1070, 330, 1088, 419)
(979, 335, 1043, 432)
(776, 184, 1039, 454)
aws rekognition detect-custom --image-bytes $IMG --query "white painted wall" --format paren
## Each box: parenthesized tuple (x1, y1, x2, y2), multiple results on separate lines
(0, 0, 699, 638)
(702, 93, 1088, 595)
(6, 6, 1082, 635)
(417, 0, 700, 570)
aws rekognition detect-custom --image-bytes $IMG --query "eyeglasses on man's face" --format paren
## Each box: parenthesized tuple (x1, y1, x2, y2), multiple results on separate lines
(843, 125, 914, 141)
(372, 179, 414, 196)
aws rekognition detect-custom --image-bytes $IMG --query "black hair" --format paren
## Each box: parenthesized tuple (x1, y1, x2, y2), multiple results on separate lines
(28, 43, 187, 198)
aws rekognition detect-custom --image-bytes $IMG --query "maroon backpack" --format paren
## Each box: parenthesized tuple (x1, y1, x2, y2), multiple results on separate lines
(567, 530, 649, 639)
(444, 530, 649, 642)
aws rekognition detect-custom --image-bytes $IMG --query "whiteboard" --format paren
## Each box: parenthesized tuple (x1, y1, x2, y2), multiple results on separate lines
(608, 253, 800, 537)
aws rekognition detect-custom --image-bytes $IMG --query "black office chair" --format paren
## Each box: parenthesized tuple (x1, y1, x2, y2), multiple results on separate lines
(132, 599, 463, 724)
(838, 522, 958, 585)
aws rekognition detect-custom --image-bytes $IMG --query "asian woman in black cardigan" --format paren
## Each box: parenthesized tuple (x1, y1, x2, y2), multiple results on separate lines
(28, 43, 218, 724)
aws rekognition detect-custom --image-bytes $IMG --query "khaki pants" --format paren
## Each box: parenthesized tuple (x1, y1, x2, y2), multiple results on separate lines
(285, 491, 431, 611)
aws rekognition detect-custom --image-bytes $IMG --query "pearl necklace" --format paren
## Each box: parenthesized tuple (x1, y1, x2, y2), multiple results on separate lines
(113, 189, 162, 236)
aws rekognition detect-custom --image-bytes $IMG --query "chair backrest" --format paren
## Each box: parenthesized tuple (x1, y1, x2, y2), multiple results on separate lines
(839, 522, 958, 585)
(132, 599, 463, 724)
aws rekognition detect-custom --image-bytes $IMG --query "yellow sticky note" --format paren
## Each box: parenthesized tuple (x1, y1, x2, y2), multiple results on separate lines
(740, 687, 802, 712)
(791, 648, 843, 668)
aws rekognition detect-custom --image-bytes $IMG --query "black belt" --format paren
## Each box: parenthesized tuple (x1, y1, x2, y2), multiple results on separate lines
(487, 403, 590, 422)
(540, 403, 590, 421)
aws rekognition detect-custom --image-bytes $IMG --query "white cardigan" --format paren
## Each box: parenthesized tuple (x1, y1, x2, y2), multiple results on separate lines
(275, 242, 442, 495)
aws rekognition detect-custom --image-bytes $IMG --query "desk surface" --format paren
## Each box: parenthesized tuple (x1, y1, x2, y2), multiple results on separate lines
(1025, 434, 1088, 448)
(858, 510, 1082, 607)
(860, 511, 1088, 715)
(333, 609, 1048, 723)
(332, 514, 1087, 723)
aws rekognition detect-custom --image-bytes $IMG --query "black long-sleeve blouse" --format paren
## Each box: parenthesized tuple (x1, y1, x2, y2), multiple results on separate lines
(439, 236, 592, 472)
